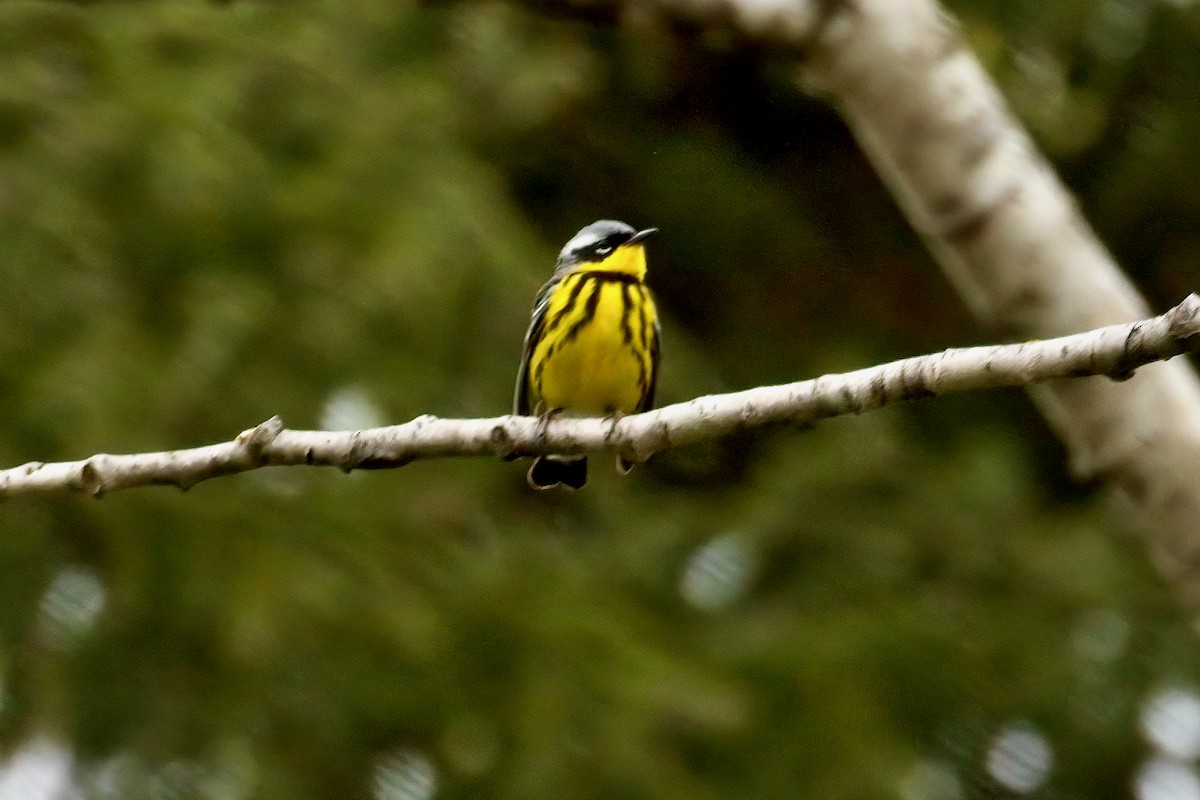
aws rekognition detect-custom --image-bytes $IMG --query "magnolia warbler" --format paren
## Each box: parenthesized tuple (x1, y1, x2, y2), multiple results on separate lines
(513, 220, 662, 490)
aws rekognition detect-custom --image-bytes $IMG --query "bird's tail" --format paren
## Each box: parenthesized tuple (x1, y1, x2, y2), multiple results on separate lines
(528, 455, 588, 490)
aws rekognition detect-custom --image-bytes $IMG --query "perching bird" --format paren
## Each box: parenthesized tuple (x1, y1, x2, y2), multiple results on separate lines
(514, 220, 661, 490)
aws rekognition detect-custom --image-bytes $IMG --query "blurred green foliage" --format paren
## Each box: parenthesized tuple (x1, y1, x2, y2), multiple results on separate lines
(0, 0, 1199, 798)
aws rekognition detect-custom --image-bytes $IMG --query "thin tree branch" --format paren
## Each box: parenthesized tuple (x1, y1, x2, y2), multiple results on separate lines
(2, 295, 1197, 500)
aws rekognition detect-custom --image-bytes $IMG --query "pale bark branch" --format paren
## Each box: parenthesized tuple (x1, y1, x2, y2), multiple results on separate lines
(3, 295, 1197, 500)
(792, 0, 1200, 614)
(515, 0, 1200, 621)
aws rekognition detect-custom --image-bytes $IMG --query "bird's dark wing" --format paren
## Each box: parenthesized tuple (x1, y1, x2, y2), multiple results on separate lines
(637, 313, 662, 413)
(513, 277, 559, 415)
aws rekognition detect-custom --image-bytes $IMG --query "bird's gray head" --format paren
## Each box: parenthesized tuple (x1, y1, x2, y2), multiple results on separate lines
(557, 220, 657, 266)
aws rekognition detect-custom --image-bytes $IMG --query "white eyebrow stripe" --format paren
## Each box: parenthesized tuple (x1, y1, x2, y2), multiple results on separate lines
(560, 230, 604, 258)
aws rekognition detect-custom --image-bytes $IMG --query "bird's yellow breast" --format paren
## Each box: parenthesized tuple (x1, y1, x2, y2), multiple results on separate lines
(530, 272, 656, 416)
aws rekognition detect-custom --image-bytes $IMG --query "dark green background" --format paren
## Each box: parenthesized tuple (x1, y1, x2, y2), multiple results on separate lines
(0, 1, 1197, 797)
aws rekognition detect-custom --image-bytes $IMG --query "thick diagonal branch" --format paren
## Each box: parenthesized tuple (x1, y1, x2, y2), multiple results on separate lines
(2, 295, 1197, 500)
(515, 0, 1200, 621)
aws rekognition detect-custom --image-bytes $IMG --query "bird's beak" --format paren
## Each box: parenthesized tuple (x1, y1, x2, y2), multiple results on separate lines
(627, 227, 658, 245)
